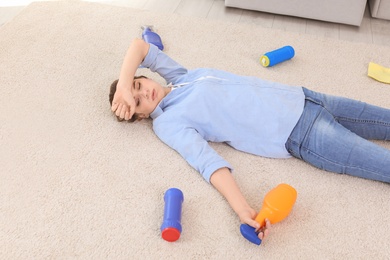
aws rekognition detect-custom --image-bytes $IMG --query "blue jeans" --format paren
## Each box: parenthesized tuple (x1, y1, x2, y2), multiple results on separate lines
(285, 88, 390, 183)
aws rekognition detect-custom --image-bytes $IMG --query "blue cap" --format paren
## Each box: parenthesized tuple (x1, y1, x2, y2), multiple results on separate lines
(240, 224, 262, 245)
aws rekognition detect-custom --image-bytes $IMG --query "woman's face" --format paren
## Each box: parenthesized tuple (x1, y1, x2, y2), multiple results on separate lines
(130, 77, 170, 119)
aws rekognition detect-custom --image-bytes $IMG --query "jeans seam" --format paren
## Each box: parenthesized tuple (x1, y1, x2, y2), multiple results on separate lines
(335, 116, 390, 127)
(304, 96, 323, 107)
(302, 146, 386, 177)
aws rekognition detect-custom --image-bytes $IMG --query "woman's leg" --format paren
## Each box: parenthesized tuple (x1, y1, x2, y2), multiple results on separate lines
(286, 89, 390, 183)
(303, 88, 390, 140)
(301, 107, 390, 182)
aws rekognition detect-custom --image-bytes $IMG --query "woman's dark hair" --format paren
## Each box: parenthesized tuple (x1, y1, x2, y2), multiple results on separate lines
(109, 76, 147, 122)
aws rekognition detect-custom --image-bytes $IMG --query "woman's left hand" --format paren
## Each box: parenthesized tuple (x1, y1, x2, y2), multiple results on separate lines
(238, 208, 272, 240)
(258, 218, 271, 240)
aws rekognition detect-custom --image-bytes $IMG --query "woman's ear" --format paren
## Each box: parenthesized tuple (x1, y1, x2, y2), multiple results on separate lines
(137, 114, 150, 120)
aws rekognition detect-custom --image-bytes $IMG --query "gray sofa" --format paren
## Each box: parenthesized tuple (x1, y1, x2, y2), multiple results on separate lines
(369, 0, 390, 20)
(225, 0, 367, 26)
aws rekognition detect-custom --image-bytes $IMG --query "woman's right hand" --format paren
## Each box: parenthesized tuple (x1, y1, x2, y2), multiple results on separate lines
(111, 83, 135, 121)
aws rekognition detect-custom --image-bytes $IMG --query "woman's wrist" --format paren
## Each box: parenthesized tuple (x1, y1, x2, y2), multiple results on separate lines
(210, 168, 251, 216)
(117, 80, 131, 91)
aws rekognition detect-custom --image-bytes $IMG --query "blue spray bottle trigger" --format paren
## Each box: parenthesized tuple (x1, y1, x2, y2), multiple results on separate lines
(142, 26, 164, 51)
(240, 224, 262, 245)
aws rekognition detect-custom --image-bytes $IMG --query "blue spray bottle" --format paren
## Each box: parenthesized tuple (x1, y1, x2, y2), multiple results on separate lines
(260, 46, 295, 67)
(142, 26, 164, 51)
(160, 188, 184, 242)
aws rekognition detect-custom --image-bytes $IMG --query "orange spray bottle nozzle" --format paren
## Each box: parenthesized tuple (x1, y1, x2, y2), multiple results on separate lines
(240, 183, 297, 245)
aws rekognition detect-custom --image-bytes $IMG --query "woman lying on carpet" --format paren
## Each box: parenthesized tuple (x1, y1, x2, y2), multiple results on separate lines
(109, 38, 390, 241)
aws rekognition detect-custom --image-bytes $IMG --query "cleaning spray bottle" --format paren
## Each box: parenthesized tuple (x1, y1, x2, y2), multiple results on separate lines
(142, 25, 164, 51)
(240, 183, 297, 245)
(161, 188, 184, 242)
(260, 46, 295, 67)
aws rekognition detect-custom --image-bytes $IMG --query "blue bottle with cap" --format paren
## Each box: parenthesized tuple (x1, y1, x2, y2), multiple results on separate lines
(142, 26, 164, 51)
(260, 46, 295, 67)
(160, 188, 184, 242)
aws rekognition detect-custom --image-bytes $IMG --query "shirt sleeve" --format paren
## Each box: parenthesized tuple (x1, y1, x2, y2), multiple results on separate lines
(141, 43, 188, 85)
(153, 120, 233, 183)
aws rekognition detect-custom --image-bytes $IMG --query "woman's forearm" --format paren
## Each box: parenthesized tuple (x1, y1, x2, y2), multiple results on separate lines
(210, 167, 252, 216)
(111, 38, 150, 120)
(118, 38, 149, 89)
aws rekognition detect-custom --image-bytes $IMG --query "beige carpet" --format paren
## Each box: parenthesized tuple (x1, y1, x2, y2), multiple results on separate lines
(1, 1, 390, 259)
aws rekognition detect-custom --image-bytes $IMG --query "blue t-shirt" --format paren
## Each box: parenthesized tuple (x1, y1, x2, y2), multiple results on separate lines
(142, 44, 305, 183)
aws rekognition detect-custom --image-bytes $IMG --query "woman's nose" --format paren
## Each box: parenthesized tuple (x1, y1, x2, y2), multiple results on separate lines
(142, 89, 150, 99)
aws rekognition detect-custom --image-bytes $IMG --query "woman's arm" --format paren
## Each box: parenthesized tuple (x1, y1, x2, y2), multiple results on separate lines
(210, 167, 271, 240)
(111, 38, 150, 120)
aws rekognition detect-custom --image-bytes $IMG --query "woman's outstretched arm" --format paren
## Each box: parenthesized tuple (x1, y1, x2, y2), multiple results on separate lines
(210, 167, 271, 241)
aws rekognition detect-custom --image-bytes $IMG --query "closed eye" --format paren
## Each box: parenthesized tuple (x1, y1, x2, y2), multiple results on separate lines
(132, 81, 141, 91)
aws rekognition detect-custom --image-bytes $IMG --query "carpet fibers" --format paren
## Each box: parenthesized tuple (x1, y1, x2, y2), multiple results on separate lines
(1, 1, 390, 259)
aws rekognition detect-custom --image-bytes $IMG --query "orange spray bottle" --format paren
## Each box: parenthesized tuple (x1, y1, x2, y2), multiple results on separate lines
(240, 183, 297, 245)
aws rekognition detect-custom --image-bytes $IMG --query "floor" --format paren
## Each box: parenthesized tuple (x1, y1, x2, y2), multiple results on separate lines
(0, 0, 390, 47)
